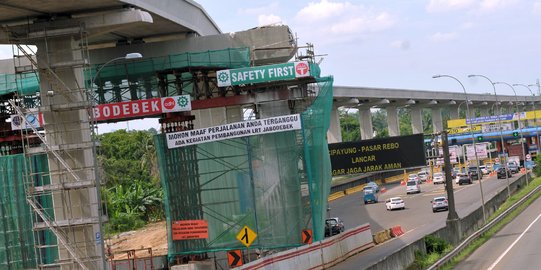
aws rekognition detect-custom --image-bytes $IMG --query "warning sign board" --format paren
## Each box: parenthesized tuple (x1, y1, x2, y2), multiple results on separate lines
(172, 220, 209, 240)
(236, 225, 257, 247)
(228, 250, 243, 267)
(302, 229, 313, 244)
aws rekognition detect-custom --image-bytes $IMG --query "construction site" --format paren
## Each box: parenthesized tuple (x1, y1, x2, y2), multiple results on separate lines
(0, 1, 334, 269)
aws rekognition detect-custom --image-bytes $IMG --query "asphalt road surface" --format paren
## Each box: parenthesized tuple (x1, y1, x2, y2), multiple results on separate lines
(328, 172, 523, 269)
(454, 190, 541, 270)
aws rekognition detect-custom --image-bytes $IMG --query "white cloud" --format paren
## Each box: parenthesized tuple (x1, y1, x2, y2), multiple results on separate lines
(293, 1, 395, 45)
(390, 40, 411, 50)
(258, 14, 283, 26)
(479, 0, 517, 12)
(430, 32, 458, 42)
(426, 0, 476, 13)
(238, 2, 280, 15)
(296, 0, 355, 22)
(534, 2, 541, 14)
(461, 21, 474, 29)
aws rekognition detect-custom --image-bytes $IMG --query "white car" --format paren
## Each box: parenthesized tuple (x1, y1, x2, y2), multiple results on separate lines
(408, 174, 420, 182)
(386, 197, 405, 210)
(417, 171, 429, 182)
(432, 172, 445, 185)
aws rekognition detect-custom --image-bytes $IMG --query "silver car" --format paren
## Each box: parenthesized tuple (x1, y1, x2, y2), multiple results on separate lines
(431, 196, 449, 212)
(432, 172, 445, 185)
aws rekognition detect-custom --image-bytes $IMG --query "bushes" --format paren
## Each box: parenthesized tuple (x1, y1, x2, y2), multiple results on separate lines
(407, 235, 452, 270)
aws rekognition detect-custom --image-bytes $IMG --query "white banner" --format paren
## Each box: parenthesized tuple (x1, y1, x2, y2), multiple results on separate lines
(466, 143, 488, 159)
(166, 114, 302, 148)
(481, 123, 513, 133)
(10, 111, 44, 130)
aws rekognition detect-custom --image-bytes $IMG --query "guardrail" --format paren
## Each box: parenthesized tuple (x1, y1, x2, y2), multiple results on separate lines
(428, 173, 541, 269)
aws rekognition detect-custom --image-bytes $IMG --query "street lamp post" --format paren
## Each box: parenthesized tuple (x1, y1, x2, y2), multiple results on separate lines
(90, 53, 143, 88)
(433, 74, 486, 222)
(468, 74, 510, 198)
(494, 82, 529, 186)
(88, 52, 142, 269)
(522, 84, 540, 159)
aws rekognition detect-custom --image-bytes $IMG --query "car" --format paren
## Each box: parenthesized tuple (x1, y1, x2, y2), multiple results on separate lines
(386, 197, 405, 210)
(408, 174, 420, 182)
(325, 217, 345, 237)
(496, 167, 512, 179)
(468, 167, 482, 180)
(363, 187, 379, 204)
(365, 181, 380, 193)
(507, 162, 519, 174)
(479, 165, 489, 175)
(432, 172, 445, 185)
(406, 180, 421, 194)
(417, 171, 429, 182)
(431, 196, 449, 212)
(457, 173, 472, 185)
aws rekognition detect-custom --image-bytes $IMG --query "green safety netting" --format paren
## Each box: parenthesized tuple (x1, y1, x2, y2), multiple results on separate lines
(0, 73, 40, 96)
(154, 76, 333, 259)
(0, 154, 57, 269)
(84, 47, 251, 102)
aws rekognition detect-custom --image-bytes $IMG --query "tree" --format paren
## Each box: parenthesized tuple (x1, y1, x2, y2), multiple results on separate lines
(339, 109, 360, 141)
(97, 129, 164, 234)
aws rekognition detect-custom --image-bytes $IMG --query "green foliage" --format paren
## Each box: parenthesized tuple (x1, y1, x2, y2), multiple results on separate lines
(407, 235, 452, 270)
(372, 109, 389, 138)
(97, 129, 164, 235)
(399, 108, 413, 135)
(339, 110, 360, 141)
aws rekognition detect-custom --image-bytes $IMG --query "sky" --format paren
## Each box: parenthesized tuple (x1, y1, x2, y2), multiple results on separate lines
(3, 0, 541, 133)
(197, 0, 541, 95)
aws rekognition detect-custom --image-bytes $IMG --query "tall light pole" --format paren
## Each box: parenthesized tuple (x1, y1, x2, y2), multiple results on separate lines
(433, 74, 486, 222)
(494, 82, 529, 186)
(525, 84, 540, 159)
(88, 52, 142, 268)
(468, 74, 510, 198)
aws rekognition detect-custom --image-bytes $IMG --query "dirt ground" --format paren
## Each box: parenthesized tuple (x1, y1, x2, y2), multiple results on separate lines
(106, 221, 168, 260)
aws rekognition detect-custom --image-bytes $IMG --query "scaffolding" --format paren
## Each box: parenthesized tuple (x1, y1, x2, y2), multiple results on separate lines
(4, 21, 106, 269)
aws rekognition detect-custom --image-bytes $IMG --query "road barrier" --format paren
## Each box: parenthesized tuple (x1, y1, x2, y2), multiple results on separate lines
(328, 191, 345, 201)
(390, 225, 404, 237)
(235, 223, 374, 270)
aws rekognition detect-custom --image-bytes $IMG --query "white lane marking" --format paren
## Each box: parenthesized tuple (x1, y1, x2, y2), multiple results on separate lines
(487, 213, 541, 270)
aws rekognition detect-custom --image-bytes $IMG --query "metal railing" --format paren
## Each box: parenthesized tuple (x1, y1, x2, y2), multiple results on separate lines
(428, 173, 541, 269)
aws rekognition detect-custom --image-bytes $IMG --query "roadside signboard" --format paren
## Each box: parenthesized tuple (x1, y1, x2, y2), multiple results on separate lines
(172, 220, 209, 240)
(465, 143, 488, 159)
(10, 110, 44, 130)
(166, 114, 301, 148)
(328, 134, 426, 176)
(94, 95, 191, 121)
(216, 61, 311, 87)
(236, 225, 257, 247)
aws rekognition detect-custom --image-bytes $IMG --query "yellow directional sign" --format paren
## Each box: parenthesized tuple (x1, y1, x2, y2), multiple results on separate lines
(447, 125, 482, 135)
(236, 225, 257, 247)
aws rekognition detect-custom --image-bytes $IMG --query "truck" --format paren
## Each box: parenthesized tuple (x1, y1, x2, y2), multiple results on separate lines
(507, 143, 528, 161)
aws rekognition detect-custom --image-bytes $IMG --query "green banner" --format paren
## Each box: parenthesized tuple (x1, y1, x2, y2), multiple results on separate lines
(217, 61, 311, 87)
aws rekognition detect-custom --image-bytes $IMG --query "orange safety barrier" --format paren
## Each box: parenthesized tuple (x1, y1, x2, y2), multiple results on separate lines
(380, 187, 387, 193)
(390, 225, 404, 237)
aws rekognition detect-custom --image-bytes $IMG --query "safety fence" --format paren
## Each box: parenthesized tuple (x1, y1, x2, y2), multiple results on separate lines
(235, 223, 374, 270)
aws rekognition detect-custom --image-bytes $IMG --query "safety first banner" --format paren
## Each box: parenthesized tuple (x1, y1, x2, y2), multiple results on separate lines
(166, 114, 302, 148)
(93, 95, 191, 121)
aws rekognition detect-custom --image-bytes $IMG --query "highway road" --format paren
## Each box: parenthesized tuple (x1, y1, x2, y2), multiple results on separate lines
(454, 190, 541, 270)
(328, 172, 524, 269)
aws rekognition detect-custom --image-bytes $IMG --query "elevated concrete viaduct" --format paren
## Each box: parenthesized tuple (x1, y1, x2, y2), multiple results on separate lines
(328, 86, 541, 142)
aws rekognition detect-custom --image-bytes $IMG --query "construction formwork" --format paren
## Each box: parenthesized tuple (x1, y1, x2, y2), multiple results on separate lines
(154, 76, 334, 262)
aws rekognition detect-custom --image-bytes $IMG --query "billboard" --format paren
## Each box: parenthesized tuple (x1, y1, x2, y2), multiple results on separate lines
(93, 95, 191, 121)
(328, 134, 426, 176)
